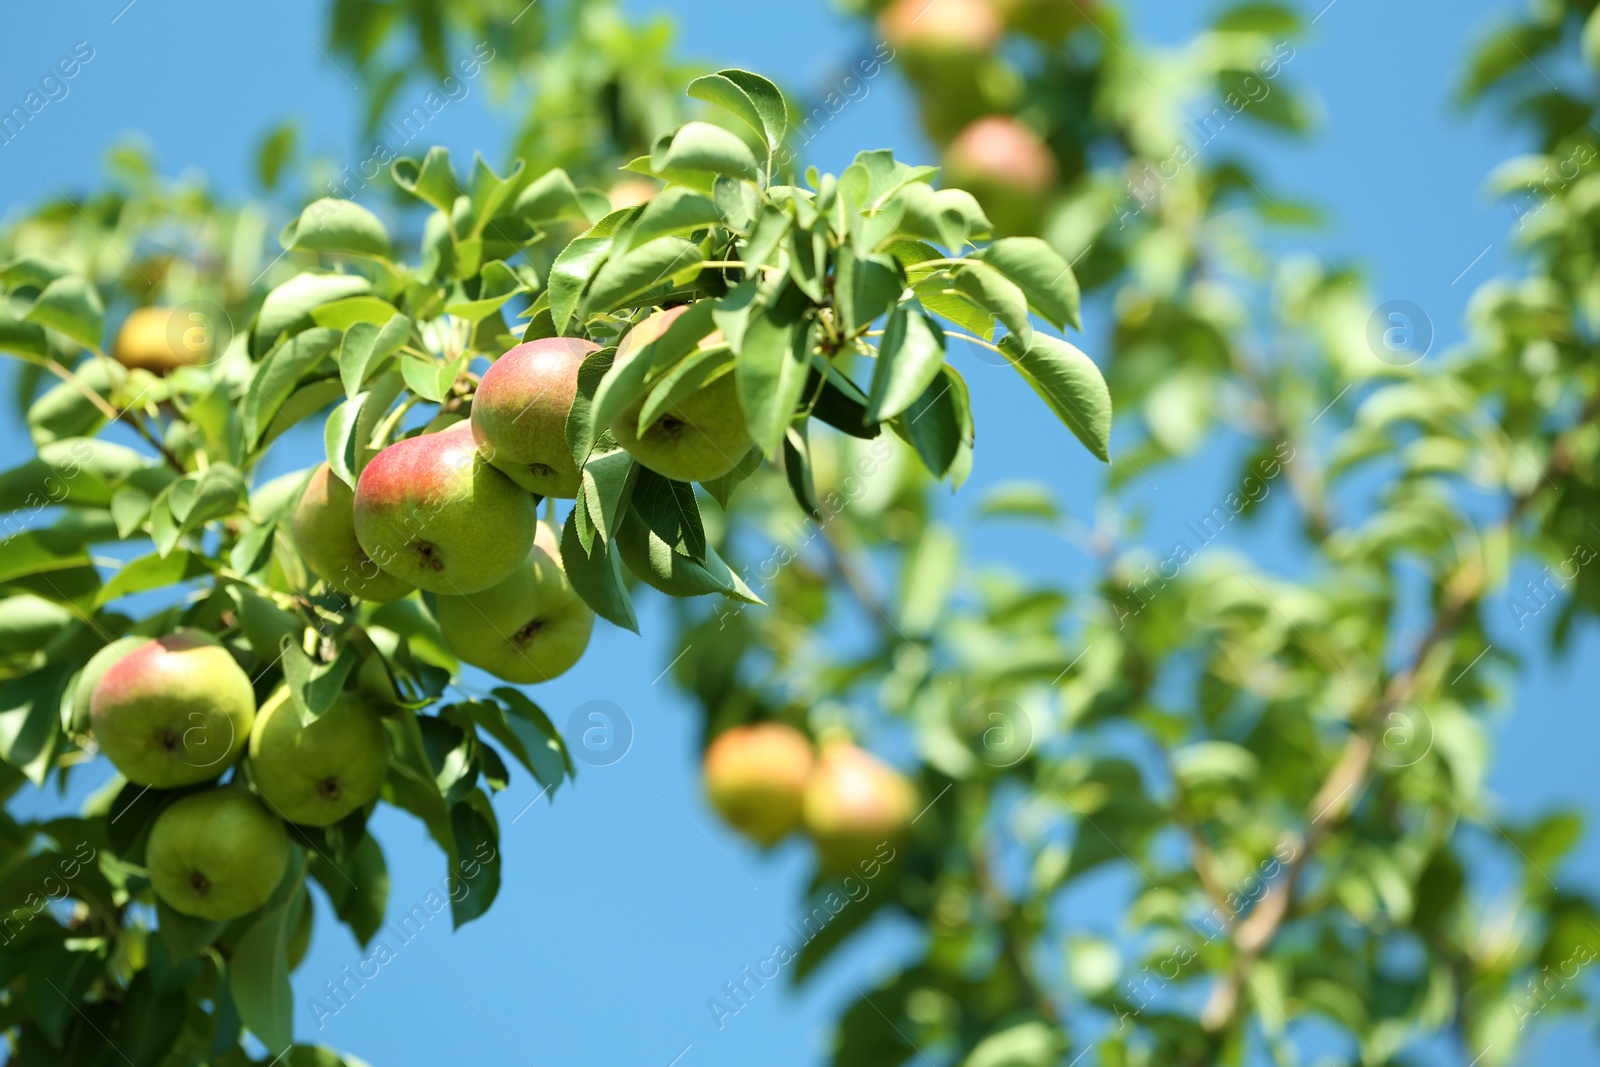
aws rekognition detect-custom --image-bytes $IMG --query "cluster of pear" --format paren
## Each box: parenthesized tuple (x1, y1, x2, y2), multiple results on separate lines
(877, 0, 1068, 231)
(290, 306, 750, 683)
(78, 631, 390, 920)
(703, 723, 918, 871)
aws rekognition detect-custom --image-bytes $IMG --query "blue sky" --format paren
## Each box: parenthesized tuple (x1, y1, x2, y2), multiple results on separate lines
(2, 0, 1597, 1064)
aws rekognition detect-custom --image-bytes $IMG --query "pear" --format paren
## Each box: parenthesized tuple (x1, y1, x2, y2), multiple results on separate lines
(90, 630, 254, 787)
(352, 422, 537, 595)
(248, 687, 390, 826)
(944, 116, 1058, 234)
(704, 723, 815, 846)
(470, 337, 600, 498)
(610, 307, 751, 483)
(113, 307, 212, 373)
(68, 635, 145, 736)
(435, 522, 595, 684)
(146, 789, 290, 920)
(879, 0, 1003, 57)
(802, 741, 918, 871)
(292, 463, 414, 601)
(608, 179, 660, 209)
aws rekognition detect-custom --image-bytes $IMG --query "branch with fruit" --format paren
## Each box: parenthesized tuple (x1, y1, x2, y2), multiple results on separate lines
(0, 69, 1106, 1058)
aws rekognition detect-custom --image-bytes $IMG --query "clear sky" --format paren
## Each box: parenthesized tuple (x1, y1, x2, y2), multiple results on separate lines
(2, 1, 1595, 1064)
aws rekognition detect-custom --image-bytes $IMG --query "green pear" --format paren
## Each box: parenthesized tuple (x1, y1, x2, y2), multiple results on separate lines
(610, 308, 752, 483)
(248, 687, 390, 826)
(704, 723, 815, 846)
(90, 630, 255, 787)
(352, 421, 537, 595)
(802, 741, 918, 871)
(435, 521, 594, 683)
(69, 635, 146, 736)
(292, 463, 414, 601)
(114, 307, 211, 374)
(470, 337, 600, 498)
(146, 789, 290, 920)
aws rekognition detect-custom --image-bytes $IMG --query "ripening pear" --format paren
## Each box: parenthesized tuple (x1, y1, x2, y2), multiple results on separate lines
(292, 463, 414, 601)
(704, 723, 815, 846)
(114, 307, 212, 373)
(944, 116, 1058, 234)
(470, 337, 600, 498)
(802, 741, 918, 871)
(68, 635, 145, 737)
(879, 0, 1003, 58)
(90, 630, 254, 787)
(352, 422, 537, 595)
(435, 521, 595, 684)
(146, 789, 290, 920)
(609, 307, 751, 483)
(248, 688, 391, 826)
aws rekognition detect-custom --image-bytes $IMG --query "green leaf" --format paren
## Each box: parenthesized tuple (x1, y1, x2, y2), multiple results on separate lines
(243, 328, 342, 446)
(444, 260, 526, 322)
(975, 237, 1082, 331)
(309, 296, 401, 331)
(280, 641, 357, 727)
(999, 334, 1112, 461)
(736, 300, 814, 459)
(24, 276, 104, 349)
(308, 834, 388, 947)
(688, 69, 788, 151)
(835, 249, 904, 333)
(867, 303, 946, 422)
(561, 501, 638, 633)
(168, 463, 246, 532)
(254, 273, 371, 357)
(953, 261, 1032, 347)
(963, 1021, 1065, 1067)
(654, 122, 762, 182)
(465, 154, 525, 236)
(26, 358, 123, 446)
(547, 236, 612, 334)
(513, 167, 586, 223)
(400, 353, 465, 404)
(494, 688, 575, 782)
(616, 510, 762, 603)
(447, 790, 500, 928)
(94, 550, 209, 607)
(627, 187, 723, 250)
(892, 365, 973, 485)
(0, 663, 67, 785)
(583, 237, 704, 315)
(230, 878, 306, 1055)
(256, 123, 297, 191)
(391, 148, 460, 214)
(282, 199, 391, 259)
(0, 311, 49, 360)
(338, 315, 410, 397)
(323, 395, 365, 488)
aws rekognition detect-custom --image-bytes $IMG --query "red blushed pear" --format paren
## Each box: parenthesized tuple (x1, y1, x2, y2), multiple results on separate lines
(90, 630, 255, 788)
(609, 307, 751, 484)
(292, 464, 414, 601)
(352, 423, 537, 595)
(434, 521, 595, 684)
(802, 741, 918, 872)
(879, 0, 1003, 57)
(704, 723, 816, 847)
(944, 115, 1058, 233)
(470, 336, 600, 498)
